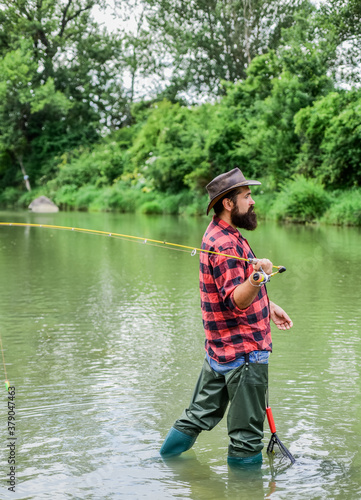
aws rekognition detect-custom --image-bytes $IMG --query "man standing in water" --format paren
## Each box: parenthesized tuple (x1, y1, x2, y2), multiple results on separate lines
(160, 168, 293, 466)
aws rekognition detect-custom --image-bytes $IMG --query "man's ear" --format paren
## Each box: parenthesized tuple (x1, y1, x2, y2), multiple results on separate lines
(222, 197, 233, 212)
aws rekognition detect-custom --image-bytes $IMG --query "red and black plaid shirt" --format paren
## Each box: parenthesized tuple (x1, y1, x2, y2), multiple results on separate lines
(199, 216, 271, 363)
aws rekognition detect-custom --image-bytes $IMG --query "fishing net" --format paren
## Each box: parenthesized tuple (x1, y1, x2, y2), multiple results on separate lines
(266, 402, 295, 464)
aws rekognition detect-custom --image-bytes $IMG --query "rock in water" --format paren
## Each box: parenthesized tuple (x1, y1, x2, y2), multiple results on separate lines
(28, 196, 59, 213)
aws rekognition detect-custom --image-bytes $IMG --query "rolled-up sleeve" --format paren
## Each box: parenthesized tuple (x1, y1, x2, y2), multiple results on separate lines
(210, 246, 250, 310)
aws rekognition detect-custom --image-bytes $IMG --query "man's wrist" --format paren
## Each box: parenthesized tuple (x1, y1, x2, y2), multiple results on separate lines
(249, 270, 269, 286)
(248, 272, 263, 287)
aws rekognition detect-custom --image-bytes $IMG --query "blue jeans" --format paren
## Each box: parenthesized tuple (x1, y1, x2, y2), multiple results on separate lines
(206, 350, 270, 375)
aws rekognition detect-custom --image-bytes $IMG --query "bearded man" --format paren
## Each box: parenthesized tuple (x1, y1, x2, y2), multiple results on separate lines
(160, 168, 293, 466)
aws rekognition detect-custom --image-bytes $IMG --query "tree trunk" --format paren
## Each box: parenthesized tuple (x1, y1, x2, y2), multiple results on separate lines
(18, 155, 31, 192)
(244, 0, 252, 66)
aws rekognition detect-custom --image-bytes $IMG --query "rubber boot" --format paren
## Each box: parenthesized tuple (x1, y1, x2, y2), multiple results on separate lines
(227, 452, 263, 467)
(160, 427, 197, 457)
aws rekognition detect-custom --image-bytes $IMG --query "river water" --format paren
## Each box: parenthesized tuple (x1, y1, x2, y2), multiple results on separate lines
(0, 210, 360, 500)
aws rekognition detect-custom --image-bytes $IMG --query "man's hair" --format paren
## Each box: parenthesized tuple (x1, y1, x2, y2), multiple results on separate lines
(213, 188, 240, 216)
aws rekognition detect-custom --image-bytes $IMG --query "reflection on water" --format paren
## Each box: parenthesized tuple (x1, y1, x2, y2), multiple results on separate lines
(0, 211, 361, 499)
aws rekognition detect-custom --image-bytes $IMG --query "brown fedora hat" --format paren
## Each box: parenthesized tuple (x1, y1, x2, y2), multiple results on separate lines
(206, 168, 261, 215)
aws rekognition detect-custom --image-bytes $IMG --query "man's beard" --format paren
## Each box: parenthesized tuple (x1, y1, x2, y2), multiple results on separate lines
(231, 205, 258, 230)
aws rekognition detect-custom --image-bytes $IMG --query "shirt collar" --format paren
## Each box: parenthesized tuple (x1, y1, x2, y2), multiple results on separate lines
(212, 215, 241, 236)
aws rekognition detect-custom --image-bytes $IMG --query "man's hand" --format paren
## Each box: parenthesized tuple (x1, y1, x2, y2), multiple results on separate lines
(252, 258, 273, 275)
(270, 301, 293, 330)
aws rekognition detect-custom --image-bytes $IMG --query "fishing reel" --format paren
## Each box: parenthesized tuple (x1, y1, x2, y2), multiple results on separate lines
(252, 269, 271, 285)
(249, 259, 286, 286)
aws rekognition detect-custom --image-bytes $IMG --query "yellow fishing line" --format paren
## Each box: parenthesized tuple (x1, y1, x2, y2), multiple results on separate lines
(0, 221, 285, 270)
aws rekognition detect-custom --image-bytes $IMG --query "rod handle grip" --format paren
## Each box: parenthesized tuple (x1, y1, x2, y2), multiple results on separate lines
(266, 407, 276, 434)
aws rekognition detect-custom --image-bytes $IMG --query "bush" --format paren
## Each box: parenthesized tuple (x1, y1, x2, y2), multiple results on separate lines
(73, 185, 101, 210)
(52, 184, 79, 208)
(139, 201, 163, 214)
(87, 185, 145, 212)
(322, 190, 361, 226)
(248, 179, 277, 219)
(271, 175, 331, 222)
(47, 131, 133, 190)
(159, 191, 193, 215)
(128, 100, 210, 193)
(0, 187, 22, 206)
(17, 188, 47, 207)
(294, 90, 361, 187)
(253, 192, 274, 219)
(181, 193, 209, 216)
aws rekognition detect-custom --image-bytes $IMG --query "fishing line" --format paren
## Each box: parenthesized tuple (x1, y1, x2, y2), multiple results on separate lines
(99, 232, 197, 255)
(0, 222, 286, 395)
(0, 331, 10, 391)
(0, 222, 286, 274)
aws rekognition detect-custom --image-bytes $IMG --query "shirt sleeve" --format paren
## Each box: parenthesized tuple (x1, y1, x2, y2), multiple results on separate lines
(210, 245, 252, 310)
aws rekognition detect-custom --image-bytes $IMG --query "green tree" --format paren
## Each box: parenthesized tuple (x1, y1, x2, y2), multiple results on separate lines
(295, 90, 361, 187)
(144, 0, 312, 98)
(0, 41, 72, 190)
(230, 12, 334, 186)
(127, 99, 210, 192)
(116, 0, 160, 107)
(317, 0, 361, 84)
(0, 0, 127, 191)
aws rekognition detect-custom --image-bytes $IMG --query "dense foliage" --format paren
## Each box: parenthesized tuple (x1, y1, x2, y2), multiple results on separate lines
(0, 0, 126, 192)
(1, 0, 361, 224)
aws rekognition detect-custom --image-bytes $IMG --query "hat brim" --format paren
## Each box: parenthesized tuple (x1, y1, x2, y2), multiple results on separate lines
(206, 180, 261, 215)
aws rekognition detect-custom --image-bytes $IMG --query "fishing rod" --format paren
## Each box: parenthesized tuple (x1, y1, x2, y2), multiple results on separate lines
(0, 222, 286, 278)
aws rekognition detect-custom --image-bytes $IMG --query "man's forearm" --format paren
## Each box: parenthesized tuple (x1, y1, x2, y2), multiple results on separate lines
(233, 274, 264, 309)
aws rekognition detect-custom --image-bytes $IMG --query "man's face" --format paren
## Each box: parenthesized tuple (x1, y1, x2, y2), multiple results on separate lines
(230, 187, 257, 230)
